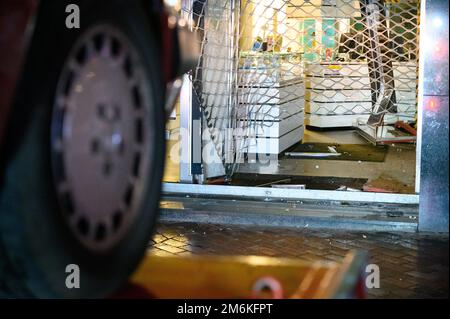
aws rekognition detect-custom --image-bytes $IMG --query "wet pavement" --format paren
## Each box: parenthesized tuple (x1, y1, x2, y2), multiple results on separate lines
(150, 222, 449, 299)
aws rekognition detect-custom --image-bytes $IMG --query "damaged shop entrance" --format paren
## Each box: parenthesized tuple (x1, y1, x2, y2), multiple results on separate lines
(163, 0, 421, 198)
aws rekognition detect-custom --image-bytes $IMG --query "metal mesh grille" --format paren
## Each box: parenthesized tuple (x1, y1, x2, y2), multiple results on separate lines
(182, 0, 420, 177)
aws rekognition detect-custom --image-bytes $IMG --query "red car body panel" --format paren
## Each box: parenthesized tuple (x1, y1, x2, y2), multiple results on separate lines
(0, 0, 38, 146)
(0, 0, 177, 150)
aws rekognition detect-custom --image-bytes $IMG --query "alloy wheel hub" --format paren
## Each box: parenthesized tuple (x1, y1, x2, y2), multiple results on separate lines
(51, 25, 153, 252)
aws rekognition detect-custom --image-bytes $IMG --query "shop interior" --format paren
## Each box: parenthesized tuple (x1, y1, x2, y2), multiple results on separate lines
(163, 0, 419, 195)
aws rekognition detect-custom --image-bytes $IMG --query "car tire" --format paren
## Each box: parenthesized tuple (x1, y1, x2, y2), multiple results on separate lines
(0, 0, 165, 298)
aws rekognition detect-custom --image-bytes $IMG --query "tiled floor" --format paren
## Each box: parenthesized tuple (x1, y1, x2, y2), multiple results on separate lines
(149, 222, 449, 299)
(163, 130, 417, 192)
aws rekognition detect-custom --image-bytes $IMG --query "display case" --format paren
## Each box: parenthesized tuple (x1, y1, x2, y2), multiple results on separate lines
(305, 61, 417, 128)
(236, 52, 305, 154)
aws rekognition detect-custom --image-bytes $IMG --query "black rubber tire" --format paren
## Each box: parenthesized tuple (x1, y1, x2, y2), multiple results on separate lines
(0, 0, 165, 298)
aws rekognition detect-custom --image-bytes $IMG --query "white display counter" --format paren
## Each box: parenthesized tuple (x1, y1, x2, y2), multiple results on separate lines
(304, 61, 417, 128)
(236, 59, 305, 155)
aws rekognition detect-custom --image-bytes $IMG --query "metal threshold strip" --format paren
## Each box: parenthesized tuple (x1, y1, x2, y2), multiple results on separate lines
(162, 183, 419, 205)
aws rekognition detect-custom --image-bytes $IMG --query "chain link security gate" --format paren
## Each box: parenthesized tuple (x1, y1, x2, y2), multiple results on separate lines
(182, 0, 420, 179)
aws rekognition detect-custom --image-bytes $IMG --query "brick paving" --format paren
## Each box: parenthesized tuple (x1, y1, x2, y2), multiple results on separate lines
(149, 222, 449, 299)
